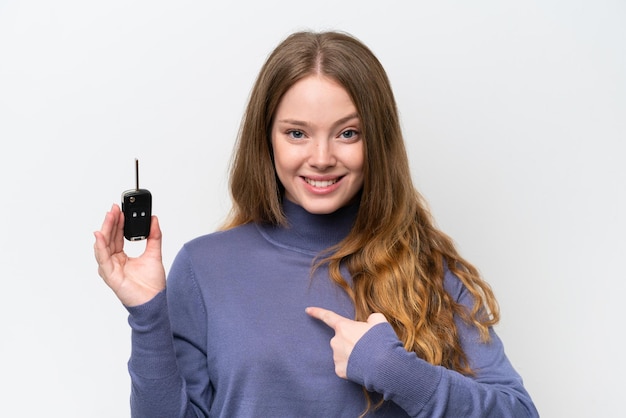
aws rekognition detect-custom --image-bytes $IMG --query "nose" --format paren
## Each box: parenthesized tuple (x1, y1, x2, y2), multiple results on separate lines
(308, 139, 336, 170)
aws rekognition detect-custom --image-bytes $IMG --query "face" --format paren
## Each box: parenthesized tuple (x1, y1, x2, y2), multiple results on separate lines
(271, 75, 364, 215)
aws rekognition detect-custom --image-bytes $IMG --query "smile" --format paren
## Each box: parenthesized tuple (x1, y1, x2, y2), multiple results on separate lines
(304, 178, 339, 188)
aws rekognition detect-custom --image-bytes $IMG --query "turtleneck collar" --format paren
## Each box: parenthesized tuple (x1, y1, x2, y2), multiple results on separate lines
(256, 199, 359, 255)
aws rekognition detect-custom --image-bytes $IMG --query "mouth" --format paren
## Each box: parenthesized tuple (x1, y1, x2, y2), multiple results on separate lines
(303, 177, 342, 188)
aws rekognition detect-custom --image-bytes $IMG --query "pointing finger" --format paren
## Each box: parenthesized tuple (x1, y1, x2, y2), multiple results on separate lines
(305, 307, 347, 330)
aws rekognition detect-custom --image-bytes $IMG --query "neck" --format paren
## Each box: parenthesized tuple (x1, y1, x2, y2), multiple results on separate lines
(257, 199, 359, 254)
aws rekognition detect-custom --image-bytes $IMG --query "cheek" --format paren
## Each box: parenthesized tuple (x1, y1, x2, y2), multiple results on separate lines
(352, 147, 366, 188)
(272, 144, 287, 174)
(271, 142, 298, 186)
(273, 140, 303, 171)
(350, 144, 365, 173)
(356, 153, 365, 172)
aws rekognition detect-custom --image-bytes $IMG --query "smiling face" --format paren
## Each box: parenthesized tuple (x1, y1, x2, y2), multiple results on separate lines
(271, 75, 364, 215)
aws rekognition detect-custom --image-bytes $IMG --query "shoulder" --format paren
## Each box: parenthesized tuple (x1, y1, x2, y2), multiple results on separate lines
(443, 264, 463, 298)
(168, 223, 265, 284)
(442, 264, 474, 309)
(167, 223, 263, 272)
(182, 223, 264, 256)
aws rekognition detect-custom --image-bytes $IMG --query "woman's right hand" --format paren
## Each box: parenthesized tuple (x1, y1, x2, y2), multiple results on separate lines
(93, 204, 166, 307)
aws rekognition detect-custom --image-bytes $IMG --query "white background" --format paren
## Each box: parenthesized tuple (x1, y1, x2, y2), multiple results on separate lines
(1, 1, 624, 417)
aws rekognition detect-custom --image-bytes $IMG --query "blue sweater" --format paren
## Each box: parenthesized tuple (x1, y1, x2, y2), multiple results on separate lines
(126, 200, 539, 417)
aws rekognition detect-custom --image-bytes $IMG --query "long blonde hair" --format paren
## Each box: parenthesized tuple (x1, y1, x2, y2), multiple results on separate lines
(224, 29, 499, 397)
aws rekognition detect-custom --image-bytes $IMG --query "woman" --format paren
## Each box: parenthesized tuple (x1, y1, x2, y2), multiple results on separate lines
(94, 31, 539, 417)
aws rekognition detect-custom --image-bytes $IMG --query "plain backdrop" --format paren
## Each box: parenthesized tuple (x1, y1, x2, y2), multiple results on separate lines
(1, 0, 624, 417)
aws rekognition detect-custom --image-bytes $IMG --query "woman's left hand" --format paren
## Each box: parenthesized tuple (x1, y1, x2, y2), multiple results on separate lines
(306, 306, 388, 379)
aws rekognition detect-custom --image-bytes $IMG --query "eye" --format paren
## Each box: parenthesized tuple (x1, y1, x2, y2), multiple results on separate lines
(288, 130, 305, 140)
(340, 129, 359, 140)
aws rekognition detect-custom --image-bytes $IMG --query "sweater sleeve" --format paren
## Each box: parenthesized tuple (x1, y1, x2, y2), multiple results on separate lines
(126, 246, 209, 418)
(345, 271, 539, 418)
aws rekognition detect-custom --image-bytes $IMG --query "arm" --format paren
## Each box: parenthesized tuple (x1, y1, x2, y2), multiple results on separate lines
(125, 283, 209, 418)
(347, 322, 537, 417)
(94, 205, 208, 418)
(307, 271, 538, 417)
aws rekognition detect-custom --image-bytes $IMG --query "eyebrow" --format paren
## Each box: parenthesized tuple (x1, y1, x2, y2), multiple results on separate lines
(276, 112, 360, 128)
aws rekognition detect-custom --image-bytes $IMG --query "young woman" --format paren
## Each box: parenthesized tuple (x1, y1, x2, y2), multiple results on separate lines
(94, 31, 539, 417)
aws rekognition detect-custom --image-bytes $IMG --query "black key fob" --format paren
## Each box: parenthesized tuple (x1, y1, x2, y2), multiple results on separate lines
(121, 159, 152, 241)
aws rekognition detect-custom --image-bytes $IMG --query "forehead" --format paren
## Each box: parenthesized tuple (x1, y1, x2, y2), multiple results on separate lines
(274, 75, 357, 122)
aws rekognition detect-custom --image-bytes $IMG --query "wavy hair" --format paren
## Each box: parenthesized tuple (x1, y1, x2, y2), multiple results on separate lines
(224, 30, 500, 412)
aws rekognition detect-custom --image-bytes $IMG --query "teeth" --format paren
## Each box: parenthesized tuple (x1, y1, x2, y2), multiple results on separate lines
(305, 178, 338, 188)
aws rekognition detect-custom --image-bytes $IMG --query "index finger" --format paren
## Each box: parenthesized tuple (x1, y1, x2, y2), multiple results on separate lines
(305, 306, 347, 330)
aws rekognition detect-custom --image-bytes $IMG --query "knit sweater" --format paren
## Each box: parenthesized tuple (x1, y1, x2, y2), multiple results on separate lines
(126, 200, 539, 417)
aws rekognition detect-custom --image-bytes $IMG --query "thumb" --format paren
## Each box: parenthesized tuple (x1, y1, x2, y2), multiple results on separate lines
(143, 216, 163, 257)
(367, 313, 388, 326)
